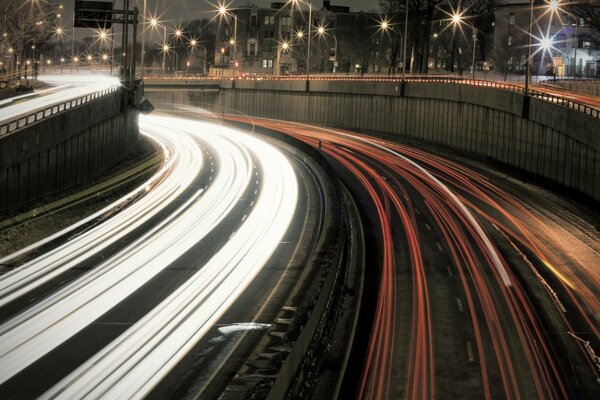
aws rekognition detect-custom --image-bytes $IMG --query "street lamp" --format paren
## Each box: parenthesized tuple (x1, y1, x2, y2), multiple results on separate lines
(402, 0, 408, 79)
(161, 43, 171, 77)
(216, 2, 238, 73)
(378, 16, 403, 75)
(525, 0, 534, 96)
(275, 40, 291, 75)
(450, 11, 478, 79)
(316, 24, 337, 73)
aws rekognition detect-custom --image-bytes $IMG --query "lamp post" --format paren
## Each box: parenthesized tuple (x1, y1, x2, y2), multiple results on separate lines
(451, 11, 478, 79)
(275, 41, 290, 75)
(289, 0, 312, 79)
(140, 0, 147, 82)
(402, 0, 408, 80)
(471, 27, 477, 79)
(379, 17, 403, 75)
(217, 3, 238, 74)
(162, 26, 167, 76)
(316, 26, 337, 73)
(525, 0, 533, 96)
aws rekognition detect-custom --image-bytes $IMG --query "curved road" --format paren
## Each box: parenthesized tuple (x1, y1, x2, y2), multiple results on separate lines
(226, 115, 600, 399)
(0, 110, 300, 398)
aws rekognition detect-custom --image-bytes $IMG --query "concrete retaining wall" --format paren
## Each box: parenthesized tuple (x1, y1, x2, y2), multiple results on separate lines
(550, 80, 600, 97)
(0, 89, 138, 216)
(147, 80, 600, 202)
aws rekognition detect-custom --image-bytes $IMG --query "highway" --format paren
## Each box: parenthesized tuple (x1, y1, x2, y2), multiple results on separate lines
(225, 116, 600, 399)
(0, 82, 304, 398)
(0, 75, 120, 123)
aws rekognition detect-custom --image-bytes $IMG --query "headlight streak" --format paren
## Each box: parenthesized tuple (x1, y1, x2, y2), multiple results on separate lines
(0, 122, 197, 306)
(0, 115, 262, 385)
(40, 121, 297, 399)
(0, 75, 119, 125)
(221, 116, 597, 399)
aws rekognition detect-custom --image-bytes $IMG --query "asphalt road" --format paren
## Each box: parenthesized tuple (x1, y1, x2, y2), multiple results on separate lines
(0, 114, 302, 399)
(225, 116, 600, 399)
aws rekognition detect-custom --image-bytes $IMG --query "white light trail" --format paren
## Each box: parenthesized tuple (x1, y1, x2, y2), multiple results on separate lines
(0, 75, 119, 126)
(41, 122, 297, 399)
(0, 115, 297, 393)
(0, 116, 259, 384)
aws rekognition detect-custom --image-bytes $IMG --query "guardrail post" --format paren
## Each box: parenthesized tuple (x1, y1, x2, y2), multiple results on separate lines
(522, 95, 530, 119)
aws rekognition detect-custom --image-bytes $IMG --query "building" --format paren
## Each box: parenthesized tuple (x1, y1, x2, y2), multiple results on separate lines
(493, 0, 600, 77)
(212, 1, 389, 76)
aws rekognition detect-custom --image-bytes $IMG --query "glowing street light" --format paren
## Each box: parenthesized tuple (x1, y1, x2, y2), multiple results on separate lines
(315, 24, 337, 73)
(379, 17, 390, 33)
(449, 9, 478, 79)
(452, 13, 462, 25)
(216, 2, 238, 73)
(547, 0, 560, 13)
(540, 36, 553, 51)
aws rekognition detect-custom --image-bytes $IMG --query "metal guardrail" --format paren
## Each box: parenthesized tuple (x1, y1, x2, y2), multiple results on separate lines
(207, 74, 600, 121)
(355, 76, 600, 120)
(528, 87, 600, 119)
(0, 85, 120, 137)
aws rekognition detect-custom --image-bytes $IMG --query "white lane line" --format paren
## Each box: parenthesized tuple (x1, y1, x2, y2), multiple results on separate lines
(0, 126, 197, 306)
(42, 121, 298, 400)
(0, 116, 254, 385)
(466, 342, 475, 362)
(456, 298, 464, 313)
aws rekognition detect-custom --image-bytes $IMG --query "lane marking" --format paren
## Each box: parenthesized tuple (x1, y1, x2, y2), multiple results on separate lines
(456, 298, 464, 313)
(467, 341, 475, 362)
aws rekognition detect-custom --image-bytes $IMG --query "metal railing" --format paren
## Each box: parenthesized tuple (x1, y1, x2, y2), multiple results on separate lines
(0, 85, 121, 137)
(189, 74, 600, 121)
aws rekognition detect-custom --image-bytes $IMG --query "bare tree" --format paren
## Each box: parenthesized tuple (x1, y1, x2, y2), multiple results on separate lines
(568, 0, 600, 34)
(1, 0, 59, 78)
(337, 12, 377, 75)
(380, 0, 446, 73)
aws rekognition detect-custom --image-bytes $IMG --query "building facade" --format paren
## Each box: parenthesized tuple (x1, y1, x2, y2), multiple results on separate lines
(493, 0, 600, 77)
(212, 1, 389, 76)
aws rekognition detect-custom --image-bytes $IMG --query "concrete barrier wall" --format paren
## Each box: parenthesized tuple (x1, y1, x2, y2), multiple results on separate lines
(147, 80, 599, 201)
(0, 89, 138, 216)
(550, 80, 600, 97)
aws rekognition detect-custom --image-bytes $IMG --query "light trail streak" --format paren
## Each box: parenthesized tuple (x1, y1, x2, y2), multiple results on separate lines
(41, 125, 297, 399)
(223, 115, 598, 398)
(0, 75, 120, 125)
(0, 115, 297, 393)
(0, 118, 203, 306)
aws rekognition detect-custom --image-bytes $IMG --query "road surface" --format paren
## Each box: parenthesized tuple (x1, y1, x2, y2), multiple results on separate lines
(225, 115, 600, 399)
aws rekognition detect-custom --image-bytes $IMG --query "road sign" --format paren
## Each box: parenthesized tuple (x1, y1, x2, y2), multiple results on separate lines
(74, 1, 113, 29)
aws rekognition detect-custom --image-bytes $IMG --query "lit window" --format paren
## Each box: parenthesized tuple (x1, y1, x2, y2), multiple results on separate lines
(509, 14, 515, 25)
(508, 35, 513, 46)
